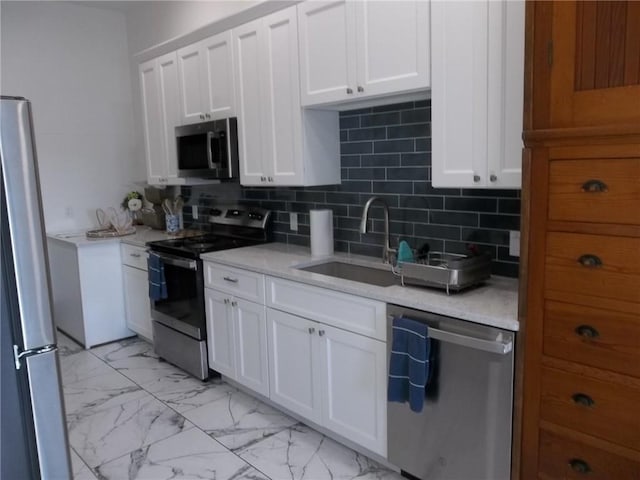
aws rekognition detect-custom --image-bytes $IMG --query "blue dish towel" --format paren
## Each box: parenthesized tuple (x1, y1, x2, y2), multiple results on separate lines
(147, 252, 168, 301)
(388, 315, 431, 413)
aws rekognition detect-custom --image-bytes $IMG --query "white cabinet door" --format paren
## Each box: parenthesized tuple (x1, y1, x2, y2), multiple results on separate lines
(177, 42, 207, 124)
(205, 289, 235, 377)
(122, 265, 153, 341)
(234, 298, 269, 397)
(354, 0, 429, 98)
(318, 324, 387, 456)
(201, 31, 236, 120)
(431, 0, 523, 188)
(157, 52, 181, 182)
(233, 18, 269, 185)
(267, 308, 322, 424)
(298, 0, 357, 106)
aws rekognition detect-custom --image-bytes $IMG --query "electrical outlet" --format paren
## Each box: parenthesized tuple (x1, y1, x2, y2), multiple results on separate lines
(509, 231, 520, 257)
(191, 205, 198, 220)
(290, 212, 298, 231)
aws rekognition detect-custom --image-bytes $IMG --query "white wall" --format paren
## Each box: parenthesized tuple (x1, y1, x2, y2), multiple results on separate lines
(1, 1, 140, 232)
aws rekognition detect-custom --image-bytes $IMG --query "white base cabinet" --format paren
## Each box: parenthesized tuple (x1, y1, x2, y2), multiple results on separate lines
(267, 307, 387, 456)
(431, 0, 524, 188)
(121, 244, 153, 341)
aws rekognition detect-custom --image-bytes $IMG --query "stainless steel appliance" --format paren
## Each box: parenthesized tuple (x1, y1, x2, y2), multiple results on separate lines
(387, 303, 514, 480)
(147, 206, 271, 380)
(1, 96, 71, 479)
(175, 118, 239, 180)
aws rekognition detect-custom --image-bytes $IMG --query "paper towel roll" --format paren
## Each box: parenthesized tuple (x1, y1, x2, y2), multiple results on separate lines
(310, 209, 334, 257)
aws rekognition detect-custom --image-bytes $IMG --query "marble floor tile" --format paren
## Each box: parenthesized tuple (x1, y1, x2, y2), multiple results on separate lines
(90, 337, 181, 385)
(70, 448, 98, 480)
(64, 370, 146, 415)
(57, 330, 84, 357)
(182, 388, 298, 452)
(141, 370, 235, 414)
(236, 424, 403, 480)
(60, 350, 114, 386)
(95, 427, 271, 480)
(67, 392, 192, 468)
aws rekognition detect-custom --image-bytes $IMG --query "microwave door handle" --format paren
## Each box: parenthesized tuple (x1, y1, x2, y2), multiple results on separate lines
(207, 131, 215, 169)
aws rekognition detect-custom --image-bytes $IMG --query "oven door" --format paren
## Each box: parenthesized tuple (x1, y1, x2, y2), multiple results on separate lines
(149, 251, 206, 340)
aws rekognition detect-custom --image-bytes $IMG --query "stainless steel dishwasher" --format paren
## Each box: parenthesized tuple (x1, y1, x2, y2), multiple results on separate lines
(386, 304, 514, 480)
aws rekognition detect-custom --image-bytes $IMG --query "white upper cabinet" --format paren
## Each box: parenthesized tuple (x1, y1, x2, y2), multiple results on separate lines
(233, 5, 340, 187)
(177, 30, 235, 124)
(298, 0, 430, 107)
(138, 52, 181, 185)
(431, 0, 524, 189)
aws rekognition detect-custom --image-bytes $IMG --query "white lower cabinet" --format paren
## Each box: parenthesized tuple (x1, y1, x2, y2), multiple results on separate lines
(121, 244, 153, 341)
(205, 286, 269, 397)
(267, 307, 387, 456)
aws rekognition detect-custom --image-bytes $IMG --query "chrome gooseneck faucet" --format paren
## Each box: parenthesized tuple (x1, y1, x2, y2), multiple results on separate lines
(359, 196, 396, 264)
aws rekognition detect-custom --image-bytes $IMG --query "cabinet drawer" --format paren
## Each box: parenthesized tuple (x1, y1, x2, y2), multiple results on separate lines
(543, 300, 640, 378)
(204, 262, 264, 303)
(120, 243, 148, 270)
(540, 367, 640, 449)
(545, 232, 640, 304)
(538, 429, 640, 480)
(548, 158, 640, 225)
(266, 277, 386, 341)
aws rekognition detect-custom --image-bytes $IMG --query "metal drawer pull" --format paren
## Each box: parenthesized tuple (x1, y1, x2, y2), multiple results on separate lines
(346, 87, 353, 94)
(130, 253, 141, 258)
(578, 254, 602, 268)
(581, 179, 608, 193)
(572, 393, 595, 407)
(575, 324, 599, 339)
(568, 459, 591, 474)
(308, 327, 315, 334)
(318, 330, 325, 337)
(223, 276, 238, 283)
(224, 298, 230, 304)
(231, 301, 237, 307)
(473, 174, 481, 183)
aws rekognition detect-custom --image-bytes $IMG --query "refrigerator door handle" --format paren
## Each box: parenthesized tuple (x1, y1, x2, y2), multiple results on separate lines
(13, 344, 56, 370)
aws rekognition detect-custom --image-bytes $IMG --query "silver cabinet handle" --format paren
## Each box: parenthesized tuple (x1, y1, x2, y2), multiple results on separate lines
(200, 114, 205, 120)
(268, 176, 273, 182)
(223, 276, 238, 283)
(308, 327, 315, 334)
(346, 87, 353, 94)
(489, 174, 497, 182)
(318, 330, 325, 337)
(357, 86, 364, 92)
(260, 176, 266, 182)
(223, 298, 230, 304)
(205, 113, 211, 119)
(231, 300, 237, 307)
(473, 174, 481, 183)
(130, 253, 141, 258)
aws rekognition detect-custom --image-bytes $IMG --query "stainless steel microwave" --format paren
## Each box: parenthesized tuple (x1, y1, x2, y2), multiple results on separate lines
(175, 118, 239, 180)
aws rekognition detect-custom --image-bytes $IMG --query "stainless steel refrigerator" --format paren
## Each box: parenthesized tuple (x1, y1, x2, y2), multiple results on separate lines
(1, 96, 71, 479)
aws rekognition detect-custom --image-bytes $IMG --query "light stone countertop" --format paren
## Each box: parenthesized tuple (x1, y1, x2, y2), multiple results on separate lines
(201, 243, 520, 331)
(47, 226, 196, 248)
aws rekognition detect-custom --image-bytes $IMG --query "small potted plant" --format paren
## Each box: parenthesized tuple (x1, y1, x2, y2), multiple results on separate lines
(122, 191, 143, 224)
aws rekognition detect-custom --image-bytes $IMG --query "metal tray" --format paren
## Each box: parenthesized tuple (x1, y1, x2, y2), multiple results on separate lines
(396, 251, 491, 294)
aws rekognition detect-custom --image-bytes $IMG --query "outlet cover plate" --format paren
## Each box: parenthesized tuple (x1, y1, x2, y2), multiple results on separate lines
(509, 231, 520, 257)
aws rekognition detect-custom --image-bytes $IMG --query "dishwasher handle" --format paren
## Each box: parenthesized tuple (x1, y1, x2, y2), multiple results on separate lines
(387, 315, 513, 355)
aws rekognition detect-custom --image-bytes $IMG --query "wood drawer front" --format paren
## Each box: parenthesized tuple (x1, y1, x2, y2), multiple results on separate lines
(548, 158, 640, 225)
(540, 367, 640, 450)
(204, 263, 264, 303)
(265, 277, 386, 341)
(545, 232, 640, 304)
(120, 243, 148, 270)
(538, 429, 640, 480)
(543, 301, 640, 378)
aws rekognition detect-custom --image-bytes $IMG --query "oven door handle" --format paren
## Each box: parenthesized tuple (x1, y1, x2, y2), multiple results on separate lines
(148, 251, 198, 271)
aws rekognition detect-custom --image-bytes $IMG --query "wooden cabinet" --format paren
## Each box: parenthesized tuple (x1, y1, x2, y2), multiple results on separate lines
(297, 0, 429, 106)
(204, 264, 269, 396)
(233, 5, 340, 187)
(120, 244, 153, 341)
(176, 30, 235, 124)
(138, 52, 181, 185)
(431, 0, 524, 188)
(518, 2, 640, 478)
(266, 307, 387, 455)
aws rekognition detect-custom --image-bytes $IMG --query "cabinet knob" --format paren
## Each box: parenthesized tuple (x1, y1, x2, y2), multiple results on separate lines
(200, 114, 205, 120)
(205, 113, 211, 119)
(568, 459, 591, 474)
(308, 327, 315, 334)
(224, 298, 230, 304)
(489, 174, 497, 182)
(473, 174, 481, 183)
(346, 88, 353, 94)
(582, 179, 608, 193)
(575, 324, 599, 339)
(318, 330, 325, 337)
(260, 176, 266, 182)
(578, 254, 602, 268)
(571, 393, 595, 407)
(231, 300, 237, 307)
(268, 176, 273, 182)
(357, 86, 364, 93)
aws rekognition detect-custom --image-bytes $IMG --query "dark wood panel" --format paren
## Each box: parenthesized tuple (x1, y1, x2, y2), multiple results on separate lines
(609, 2, 627, 87)
(575, 1, 597, 90)
(543, 300, 640, 378)
(594, 2, 613, 89)
(625, 1, 640, 85)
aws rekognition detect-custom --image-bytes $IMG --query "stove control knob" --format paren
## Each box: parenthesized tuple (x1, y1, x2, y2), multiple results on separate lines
(210, 208, 222, 217)
(248, 212, 263, 221)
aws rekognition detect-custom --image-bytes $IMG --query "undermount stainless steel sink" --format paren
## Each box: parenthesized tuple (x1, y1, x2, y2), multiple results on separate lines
(297, 260, 399, 287)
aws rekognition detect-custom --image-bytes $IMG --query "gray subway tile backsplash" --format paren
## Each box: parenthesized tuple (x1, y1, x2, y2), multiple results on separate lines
(182, 100, 521, 278)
